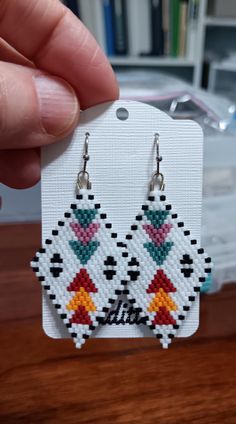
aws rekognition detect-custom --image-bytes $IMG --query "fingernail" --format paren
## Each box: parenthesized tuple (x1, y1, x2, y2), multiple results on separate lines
(34, 75, 79, 136)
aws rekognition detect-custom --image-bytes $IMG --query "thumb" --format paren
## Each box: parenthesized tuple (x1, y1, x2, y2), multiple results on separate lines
(0, 61, 79, 150)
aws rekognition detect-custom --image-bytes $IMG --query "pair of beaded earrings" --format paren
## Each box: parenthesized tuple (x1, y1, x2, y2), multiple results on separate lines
(31, 132, 211, 349)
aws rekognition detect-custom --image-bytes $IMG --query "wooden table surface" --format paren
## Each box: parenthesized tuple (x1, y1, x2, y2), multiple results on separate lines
(0, 223, 236, 424)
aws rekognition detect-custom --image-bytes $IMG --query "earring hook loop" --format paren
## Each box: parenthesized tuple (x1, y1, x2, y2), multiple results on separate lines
(76, 132, 92, 192)
(150, 133, 165, 192)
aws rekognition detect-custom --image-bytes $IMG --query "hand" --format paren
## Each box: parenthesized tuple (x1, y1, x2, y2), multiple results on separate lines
(0, 0, 118, 189)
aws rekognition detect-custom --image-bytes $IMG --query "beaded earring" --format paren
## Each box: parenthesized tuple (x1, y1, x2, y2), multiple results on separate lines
(31, 133, 128, 348)
(124, 134, 212, 348)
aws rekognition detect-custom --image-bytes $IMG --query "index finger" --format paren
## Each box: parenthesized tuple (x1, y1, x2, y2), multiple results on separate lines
(0, 0, 118, 108)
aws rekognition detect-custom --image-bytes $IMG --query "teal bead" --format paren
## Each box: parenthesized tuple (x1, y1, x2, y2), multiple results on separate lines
(143, 241, 173, 265)
(69, 240, 100, 264)
(144, 210, 169, 228)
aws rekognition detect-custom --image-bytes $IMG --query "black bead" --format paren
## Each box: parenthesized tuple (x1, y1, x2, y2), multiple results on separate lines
(88, 195, 94, 200)
(149, 324, 155, 330)
(100, 213, 107, 219)
(160, 195, 166, 201)
(96, 316, 104, 324)
(66, 323, 72, 328)
(38, 276, 45, 282)
(180, 254, 193, 265)
(121, 280, 127, 286)
(136, 215, 142, 221)
(64, 212, 71, 218)
(104, 256, 117, 266)
(128, 257, 139, 266)
(131, 225, 138, 231)
(123, 289, 129, 295)
(165, 204, 172, 210)
(181, 268, 193, 278)
(60, 314, 67, 319)
(83, 334, 89, 339)
(50, 267, 63, 278)
(198, 248, 204, 254)
(103, 270, 116, 280)
(76, 194, 83, 200)
(115, 290, 122, 295)
(183, 306, 190, 311)
(89, 325, 96, 331)
(129, 299, 135, 304)
(52, 230, 58, 236)
(135, 307, 142, 313)
(95, 204, 101, 209)
(205, 257, 211, 263)
(122, 252, 128, 258)
(199, 277, 206, 283)
(32, 267, 39, 272)
(43, 285, 50, 290)
(126, 234, 132, 240)
(71, 332, 77, 338)
(184, 230, 190, 236)
(105, 223, 112, 228)
(108, 298, 115, 304)
(49, 294, 56, 300)
(191, 239, 197, 245)
(128, 271, 140, 281)
(55, 304, 61, 309)
(51, 253, 63, 264)
(45, 239, 52, 244)
(117, 242, 125, 247)
(194, 287, 201, 292)
(205, 268, 212, 274)
(102, 307, 109, 313)
(178, 315, 185, 320)
(172, 213, 178, 219)
(168, 334, 174, 339)
(142, 205, 149, 211)
(189, 296, 195, 301)
(173, 324, 179, 330)
(70, 204, 77, 209)
(111, 233, 117, 238)
(39, 248, 46, 253)
(58, 221, 64, 226)
(148, 196, 155, 201)
(32, 256, 38, 262)
(156, 334, 163, 339)
(177, 222, 184, 228)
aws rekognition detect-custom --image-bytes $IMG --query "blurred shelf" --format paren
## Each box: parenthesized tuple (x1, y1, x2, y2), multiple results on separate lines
(205, 16, 236, 27)
(109, 56, 195, 67)
(211, 62, 236, 71)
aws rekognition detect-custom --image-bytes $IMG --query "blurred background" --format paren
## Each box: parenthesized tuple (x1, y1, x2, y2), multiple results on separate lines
(2, 0, 236, 293)
(1, 1, 236, 422)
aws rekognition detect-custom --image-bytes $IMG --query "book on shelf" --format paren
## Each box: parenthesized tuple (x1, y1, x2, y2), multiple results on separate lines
(127, 0, 151, 57)
(63, 0, 199, 61)
(111, 0, 128, 55)
(79, 1, 106, 51)
(179, 0, 188, 57)
(64, 0, 80, 16)
(186, 0, 199, 60)
(150, 0, 164, 56)
(103, 0, 115, 55)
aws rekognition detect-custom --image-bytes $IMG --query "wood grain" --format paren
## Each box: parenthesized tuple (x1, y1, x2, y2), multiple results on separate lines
(0, 223, 236, 424)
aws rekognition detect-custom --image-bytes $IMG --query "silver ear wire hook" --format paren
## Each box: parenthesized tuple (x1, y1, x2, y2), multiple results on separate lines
(150, 133, 165, 192)
(76, 132, 92, 192)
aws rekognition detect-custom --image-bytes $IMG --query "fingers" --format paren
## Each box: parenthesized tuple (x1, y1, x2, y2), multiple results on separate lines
(0, 0, 119, 109)
(0, 61, 80, 150)
(0, 37, 34, 67)
(0, 149, 40, 189)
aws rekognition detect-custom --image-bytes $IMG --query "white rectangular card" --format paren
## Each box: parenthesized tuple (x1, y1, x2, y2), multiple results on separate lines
(41, 100, 203, 339)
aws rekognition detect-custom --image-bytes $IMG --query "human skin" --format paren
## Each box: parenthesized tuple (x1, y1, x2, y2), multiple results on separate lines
(0, 0, 119, 189)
